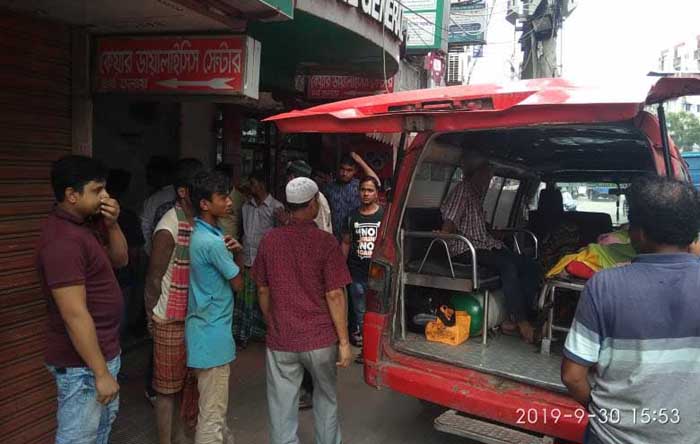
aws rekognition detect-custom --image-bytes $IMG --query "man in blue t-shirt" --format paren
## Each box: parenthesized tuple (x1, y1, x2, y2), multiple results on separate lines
(562, 176, 700, 444)
(186, 171, 243, 444)
(324, 152, 380, 242)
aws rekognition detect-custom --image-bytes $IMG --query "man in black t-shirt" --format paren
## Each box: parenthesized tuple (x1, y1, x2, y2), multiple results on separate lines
(342, 176, 384, 359)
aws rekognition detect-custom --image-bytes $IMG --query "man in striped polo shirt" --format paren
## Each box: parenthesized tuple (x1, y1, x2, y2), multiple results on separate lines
(562, 176, 700, 444)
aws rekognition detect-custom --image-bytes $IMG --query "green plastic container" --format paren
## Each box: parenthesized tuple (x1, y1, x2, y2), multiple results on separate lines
(450, 292, 483, 336)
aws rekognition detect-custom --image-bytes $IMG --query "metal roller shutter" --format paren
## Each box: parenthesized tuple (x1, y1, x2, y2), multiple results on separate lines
(0, 10, 72, 443)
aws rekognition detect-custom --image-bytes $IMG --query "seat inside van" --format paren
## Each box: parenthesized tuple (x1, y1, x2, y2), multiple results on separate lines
(395, 119, 660, 391)
(529, 187, 614, 246)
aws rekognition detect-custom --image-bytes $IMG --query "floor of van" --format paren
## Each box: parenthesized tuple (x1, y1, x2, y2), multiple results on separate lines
(394, 332, 566, 392)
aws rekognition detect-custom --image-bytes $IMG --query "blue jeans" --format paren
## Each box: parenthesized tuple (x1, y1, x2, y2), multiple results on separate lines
(348, 280, 368, 336)
(47, 355, 121, 444)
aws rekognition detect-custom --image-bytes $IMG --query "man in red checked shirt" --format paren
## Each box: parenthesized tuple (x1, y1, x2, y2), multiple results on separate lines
(252, 177, 352, 444)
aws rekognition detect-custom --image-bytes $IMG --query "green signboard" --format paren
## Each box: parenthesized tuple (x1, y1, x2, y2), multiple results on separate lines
(259, 0, 294, 19)
(449, 0, 486, 45)
(405, 0, 448, 52)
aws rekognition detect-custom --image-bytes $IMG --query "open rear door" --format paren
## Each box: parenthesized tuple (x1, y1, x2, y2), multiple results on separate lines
(645, 75, 700, 176)
(265, 78, 658, 134)
(265, 76, 700, 137)
(645, 74, 700, 104)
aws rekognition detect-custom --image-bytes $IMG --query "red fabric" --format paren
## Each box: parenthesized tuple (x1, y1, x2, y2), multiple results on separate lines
(37, 207, 123, 367)
(565, 261, 595, 279)
(164, 204, 192, 320)
(152, 320, 187, 394)
(252, 221, 352, 352)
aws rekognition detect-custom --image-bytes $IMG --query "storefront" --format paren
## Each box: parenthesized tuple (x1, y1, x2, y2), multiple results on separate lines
(0, 1, 405, 441)
(0, 10, 76, 443)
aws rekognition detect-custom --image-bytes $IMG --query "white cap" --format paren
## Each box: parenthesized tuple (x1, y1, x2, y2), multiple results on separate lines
(286, 177, 319, 204)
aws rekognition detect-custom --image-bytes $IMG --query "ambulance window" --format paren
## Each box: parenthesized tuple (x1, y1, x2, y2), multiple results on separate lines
(446, 167, 464, 195)
(407, 162, 453, 208)
(483, 176, 505, 224)
(493, 179, 521, 229)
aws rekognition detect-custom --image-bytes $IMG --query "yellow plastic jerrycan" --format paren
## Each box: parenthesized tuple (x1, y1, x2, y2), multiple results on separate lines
(425, 305, 471, 346)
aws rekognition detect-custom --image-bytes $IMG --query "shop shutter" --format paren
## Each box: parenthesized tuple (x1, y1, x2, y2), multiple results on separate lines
(0, 11, 72, 444)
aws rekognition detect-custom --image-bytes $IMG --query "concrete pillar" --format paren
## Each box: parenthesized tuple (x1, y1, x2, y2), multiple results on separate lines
(522, 34, 558, 79)
(179, 102, 217, 166)
(71, 28, 92, 156)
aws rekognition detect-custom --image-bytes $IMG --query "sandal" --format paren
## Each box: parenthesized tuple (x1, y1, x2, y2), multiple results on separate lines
(500, 320, 519, 336)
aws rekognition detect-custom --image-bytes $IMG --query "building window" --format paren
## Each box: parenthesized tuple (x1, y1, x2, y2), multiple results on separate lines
(696, 104, 700, 113)
(685, 103, 693, 112)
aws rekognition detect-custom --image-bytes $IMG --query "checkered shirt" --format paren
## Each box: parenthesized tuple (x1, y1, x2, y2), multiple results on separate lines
(440, 180, 503, 256)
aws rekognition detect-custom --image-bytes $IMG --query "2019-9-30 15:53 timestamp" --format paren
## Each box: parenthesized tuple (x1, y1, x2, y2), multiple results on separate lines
(515, 408, 682, 425)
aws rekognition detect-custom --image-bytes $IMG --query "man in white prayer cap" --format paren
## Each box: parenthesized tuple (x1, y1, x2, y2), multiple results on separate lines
(251, 177, 353, 444)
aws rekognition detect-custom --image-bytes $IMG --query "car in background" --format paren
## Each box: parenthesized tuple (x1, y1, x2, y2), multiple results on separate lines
(682, 151, 700, 189)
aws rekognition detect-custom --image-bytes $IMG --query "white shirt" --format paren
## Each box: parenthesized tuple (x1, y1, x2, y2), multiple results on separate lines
(151, 208, 178, 320)
(242, 194, 284, 266)
(315, 192, 333, 235)
(140, 184, 175, 254)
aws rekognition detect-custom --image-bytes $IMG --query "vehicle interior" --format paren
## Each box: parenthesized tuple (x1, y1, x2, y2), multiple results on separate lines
(394, 120, 663, 392)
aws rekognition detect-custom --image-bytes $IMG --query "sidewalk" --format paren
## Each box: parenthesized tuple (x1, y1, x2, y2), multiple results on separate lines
(110, 341, 467, 444)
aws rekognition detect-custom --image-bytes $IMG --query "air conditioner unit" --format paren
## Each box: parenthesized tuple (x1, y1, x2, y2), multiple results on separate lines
(447, 52, 465, 86)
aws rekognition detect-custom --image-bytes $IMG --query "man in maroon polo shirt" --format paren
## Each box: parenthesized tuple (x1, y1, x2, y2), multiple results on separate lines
(252, 177, 352, 444)
(37, 155, 128, 444)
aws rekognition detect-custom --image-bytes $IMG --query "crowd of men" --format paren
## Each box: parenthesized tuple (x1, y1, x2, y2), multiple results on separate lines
(38, 152, 381, 444)
(37, 147, 700, 444)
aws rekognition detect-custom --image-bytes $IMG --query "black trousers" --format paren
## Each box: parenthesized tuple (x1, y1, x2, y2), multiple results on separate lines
(454, 248, 541, 322)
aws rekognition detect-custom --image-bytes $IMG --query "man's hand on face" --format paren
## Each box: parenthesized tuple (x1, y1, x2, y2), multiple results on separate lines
(336, 342, 353, 368)
(100, 198, 121, 228)
(224, 235, 242, 253)
(95, 372, 119, 405)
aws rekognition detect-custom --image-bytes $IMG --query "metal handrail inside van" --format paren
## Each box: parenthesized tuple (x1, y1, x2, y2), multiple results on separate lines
(403, 231, 479, 288)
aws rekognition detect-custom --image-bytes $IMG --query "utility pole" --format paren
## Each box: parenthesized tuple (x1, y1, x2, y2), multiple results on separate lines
(507, 0, 575, 79)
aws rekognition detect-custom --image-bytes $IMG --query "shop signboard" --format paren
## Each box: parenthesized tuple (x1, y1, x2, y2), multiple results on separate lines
(404, 0, 449, 52)
(306, 74, 395, 100)
(258, 0, 294, 19)
(449, 0, 487, 45)
(336, 0, 404, 39)
(94, 35, 261, 98)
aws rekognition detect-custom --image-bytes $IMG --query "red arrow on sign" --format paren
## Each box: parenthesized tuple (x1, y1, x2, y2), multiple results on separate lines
(157, 78, 235, 89)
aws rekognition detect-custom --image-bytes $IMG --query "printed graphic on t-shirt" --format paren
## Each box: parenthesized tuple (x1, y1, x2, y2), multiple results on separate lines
(353, 221, 381, 259)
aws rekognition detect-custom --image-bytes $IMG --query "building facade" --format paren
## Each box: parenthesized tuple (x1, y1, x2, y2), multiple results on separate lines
(658, 35, 700, 118)
(0, 1, 406, 442)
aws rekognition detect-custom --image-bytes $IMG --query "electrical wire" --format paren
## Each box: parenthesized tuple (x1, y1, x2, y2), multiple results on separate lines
(466, 0, 497, 84)
(397, 0, 519, 46)
(397, 0, 463, 40)
(381, 0, 390, 93)
(397, 0, 437, 47)
(520, 36, 533, 79)
(450, 6, 511, 17)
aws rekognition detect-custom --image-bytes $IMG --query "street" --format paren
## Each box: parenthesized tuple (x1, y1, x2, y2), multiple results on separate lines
(111, 341, 470, 444)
